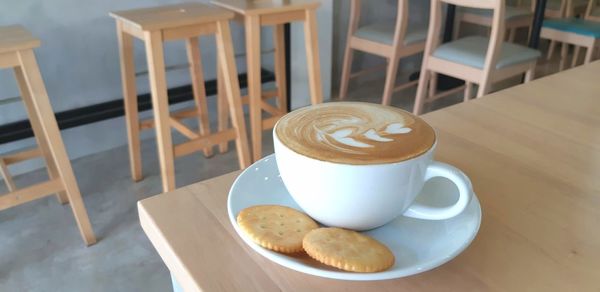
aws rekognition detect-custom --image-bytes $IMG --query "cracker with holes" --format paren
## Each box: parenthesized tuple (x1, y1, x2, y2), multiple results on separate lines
(236, 205, 319, 253)
(303, 227, 395, 272)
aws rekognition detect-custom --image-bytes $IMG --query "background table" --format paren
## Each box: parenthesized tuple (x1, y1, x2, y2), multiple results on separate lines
(139, 61, 600, 291)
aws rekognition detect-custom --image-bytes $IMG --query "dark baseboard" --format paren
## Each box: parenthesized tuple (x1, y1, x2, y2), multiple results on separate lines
(0, 69, 275, 145)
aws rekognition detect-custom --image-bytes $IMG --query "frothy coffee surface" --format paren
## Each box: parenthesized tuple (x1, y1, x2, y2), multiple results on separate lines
(275, 102, 435, 165)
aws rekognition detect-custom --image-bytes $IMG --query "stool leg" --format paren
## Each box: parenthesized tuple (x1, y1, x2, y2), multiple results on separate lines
(144, 31, 176, 192)
(116, 22, 143, 182)
(16, 49, 96, 245)
(245, 16, 263, 162)
(185, 37, 213, 157)
(0, 159, 16, 192)
(216, 57, 230, 154)
(304, 9, 324, 105)
(216, 20, 251, 169)
(273, 24, 288, 113)
(14, 67, 69, 204)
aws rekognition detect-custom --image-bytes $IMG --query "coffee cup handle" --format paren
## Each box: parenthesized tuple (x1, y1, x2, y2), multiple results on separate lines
(403, 161, 472, 220)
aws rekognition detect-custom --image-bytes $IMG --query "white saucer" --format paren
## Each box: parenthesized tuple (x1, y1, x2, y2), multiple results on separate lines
(228, 154, 481, 281)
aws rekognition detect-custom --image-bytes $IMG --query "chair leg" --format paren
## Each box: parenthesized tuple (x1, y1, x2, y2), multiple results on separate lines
(14, 67, 69, 204)
(215, 20, 252, 169)
(464, 82, 473, 102)
(559, 43, 569, 71)
(273, 24, 288, 112)
(508, 28, 517, 42)
(524, 64, 536, 82)
(116, 22, 142, 182)
(16, 49, 96, 246)
(144, 31, 176, 192)
(413, 69, 430, 115)
(0, 159, 16, 192)
(584, 45, 595, 64)
(452, 19, 461, 40)
(428, 72, 438, 99)
(571, 45, 581, 67)
(244, 16, 263, 162)
(216, 57, 229, 154)
(381, 56, 400, 106)
(185, 37, 213, 157)
(547, 41, 557, 60)
(304, 9, 324, 105)
(476, 77, 492, 98)
(339, 40, 354, 100)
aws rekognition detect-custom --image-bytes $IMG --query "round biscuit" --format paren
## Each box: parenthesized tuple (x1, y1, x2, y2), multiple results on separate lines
(237, 205, 318, 253)
(303, 228, 395, 272)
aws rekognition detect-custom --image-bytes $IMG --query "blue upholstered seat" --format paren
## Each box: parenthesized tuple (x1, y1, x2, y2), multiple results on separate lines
(542, 19, 600, 38)
(354, 22, 427, 46)
(432, 36, 541, 69)
(461, 6, 532, 20)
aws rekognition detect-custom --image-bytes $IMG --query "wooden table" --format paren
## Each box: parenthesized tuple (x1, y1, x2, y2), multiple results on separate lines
(139, 61, 600, 291)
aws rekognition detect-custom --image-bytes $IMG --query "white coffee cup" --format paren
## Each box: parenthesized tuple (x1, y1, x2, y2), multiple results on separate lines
(274, 126, 473, 231)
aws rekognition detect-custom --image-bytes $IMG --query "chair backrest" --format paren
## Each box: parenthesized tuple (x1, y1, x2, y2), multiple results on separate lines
(425, 0, 505, 75)
(585, 0, 600, 21)
(348, 0, 410, 48)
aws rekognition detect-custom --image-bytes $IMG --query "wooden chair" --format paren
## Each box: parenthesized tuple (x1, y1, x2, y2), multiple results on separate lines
(454, 0, 534, 42)
(534, 0, 593, 62)
(413, 0, 541, 115)
(110, 3, 251, 193)
(0, 25, 95, 245)
(541, 0, 600, 70)
(338, 0, 427, 105)
(211, 0, 323, 162)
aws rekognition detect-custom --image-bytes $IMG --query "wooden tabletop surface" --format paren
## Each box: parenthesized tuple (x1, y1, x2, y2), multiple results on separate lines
(139, 61, 600, 291)
(211, 0, 320, 15)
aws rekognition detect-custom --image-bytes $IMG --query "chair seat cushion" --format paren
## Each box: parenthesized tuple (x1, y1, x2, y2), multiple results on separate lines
(354, 22, 427, 46)
(462, 6, 533, 20)
(542, 19, 600, 38)
(432, 36, 541, 69)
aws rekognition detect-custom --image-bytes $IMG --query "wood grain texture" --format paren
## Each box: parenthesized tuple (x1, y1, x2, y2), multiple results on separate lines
(109, 3, 234, 31)
(139, 61, 600, 291)
(211, 0, 320, 15)
(0, 25, 40, 54)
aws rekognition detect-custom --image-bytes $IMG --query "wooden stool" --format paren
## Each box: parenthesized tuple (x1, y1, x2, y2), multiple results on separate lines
(212, 0, 324, 162)
(0, 25, 96, 246)
(110, 3, 252, 193)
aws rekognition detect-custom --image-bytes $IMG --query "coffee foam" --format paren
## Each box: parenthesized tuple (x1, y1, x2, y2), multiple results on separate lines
(275, 102, 436, 165)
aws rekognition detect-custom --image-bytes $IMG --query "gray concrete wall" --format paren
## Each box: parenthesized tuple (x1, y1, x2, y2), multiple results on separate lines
(0, 0, 332, 175)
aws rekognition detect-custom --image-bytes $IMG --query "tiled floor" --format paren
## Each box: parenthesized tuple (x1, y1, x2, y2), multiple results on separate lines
(0, 52, 562, 291)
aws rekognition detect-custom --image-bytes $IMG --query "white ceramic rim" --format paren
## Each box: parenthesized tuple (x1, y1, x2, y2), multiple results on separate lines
(227, 155, 482, 281)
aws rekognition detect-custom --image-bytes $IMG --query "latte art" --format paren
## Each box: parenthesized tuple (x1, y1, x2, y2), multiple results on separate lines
(275, 102, 436, 165)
